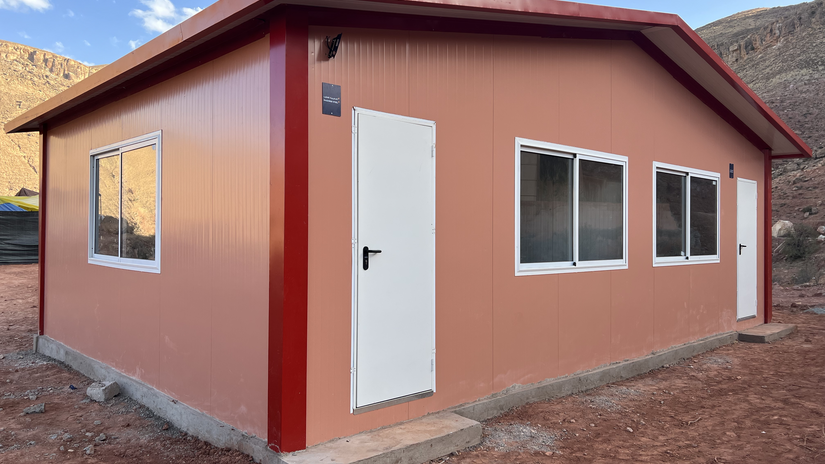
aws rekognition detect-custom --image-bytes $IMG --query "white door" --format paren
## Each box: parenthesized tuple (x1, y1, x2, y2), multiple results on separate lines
(737, 178, 758, 320)
(352, 108, 435, 411)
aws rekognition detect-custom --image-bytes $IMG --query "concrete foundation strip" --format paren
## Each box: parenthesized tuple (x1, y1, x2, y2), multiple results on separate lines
(35, 331, 738, 464)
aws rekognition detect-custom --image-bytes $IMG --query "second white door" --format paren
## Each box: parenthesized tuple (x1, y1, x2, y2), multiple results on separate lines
(737, 178, 758, 320)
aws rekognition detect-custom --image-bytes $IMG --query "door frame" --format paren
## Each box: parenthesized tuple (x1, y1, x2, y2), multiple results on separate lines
(737, 177, 758, 321)
(350, 107, 437, 413)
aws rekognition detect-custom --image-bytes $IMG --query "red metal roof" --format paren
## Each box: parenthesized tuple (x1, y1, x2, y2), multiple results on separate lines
(4, 0, 810, 158)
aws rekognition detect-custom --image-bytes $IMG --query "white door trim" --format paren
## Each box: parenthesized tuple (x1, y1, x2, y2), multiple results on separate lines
(350, 107, 437, 413)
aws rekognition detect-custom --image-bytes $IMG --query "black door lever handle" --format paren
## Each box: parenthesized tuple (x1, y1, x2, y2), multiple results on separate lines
(363, 247, 382, 270)
(739, 244, 747, 255)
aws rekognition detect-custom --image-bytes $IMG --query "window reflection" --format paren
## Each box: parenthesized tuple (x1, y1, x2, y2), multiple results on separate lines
(520, 152, 573, 264)
(579, 160, 623, 262)
(656, 172, 686, 258)
(95, 155, 120, 257)
(121, 145, 157, 260)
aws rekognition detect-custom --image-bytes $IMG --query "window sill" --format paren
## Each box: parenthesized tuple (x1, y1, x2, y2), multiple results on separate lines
(653, 257, 720, 268)
(88, 257, 160, 274)
(516, 262, 628, 276)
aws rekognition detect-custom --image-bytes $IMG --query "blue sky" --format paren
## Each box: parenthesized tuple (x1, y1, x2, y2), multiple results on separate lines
(0, 0, 804, 66)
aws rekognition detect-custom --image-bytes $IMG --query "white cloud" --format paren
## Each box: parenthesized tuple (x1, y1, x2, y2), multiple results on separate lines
(18, 31, 31, 39)
(0, 0, 52, 12)
(130, 0, 202, 34)
(110, 36, 120, 47)
(53, 41, 64, 52)
(84, 40, 91, 46)
(128, 39, 142, 50)
(64, 8, 74, 17)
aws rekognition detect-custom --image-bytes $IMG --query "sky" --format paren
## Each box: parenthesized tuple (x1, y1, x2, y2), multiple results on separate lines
(0, 0, 806, 66)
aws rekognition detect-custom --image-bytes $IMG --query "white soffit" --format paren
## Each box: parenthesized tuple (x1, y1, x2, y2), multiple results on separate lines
(642, 26, 798, 156)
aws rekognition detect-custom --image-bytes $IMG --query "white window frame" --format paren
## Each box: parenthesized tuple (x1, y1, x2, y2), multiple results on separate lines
(652, 162, 720, 267)
(515, 138, 628, 276)
(88, 131, 162, 273)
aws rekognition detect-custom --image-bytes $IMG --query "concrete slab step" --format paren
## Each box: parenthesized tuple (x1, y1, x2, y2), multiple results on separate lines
(738, 323, 797, 343)
(280, 413, 481, 464)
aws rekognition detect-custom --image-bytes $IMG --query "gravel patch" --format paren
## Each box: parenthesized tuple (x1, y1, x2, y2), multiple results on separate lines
(702, 356, 733, 366)
(580, 395, 621, 411)
(481, 423, 558, 453)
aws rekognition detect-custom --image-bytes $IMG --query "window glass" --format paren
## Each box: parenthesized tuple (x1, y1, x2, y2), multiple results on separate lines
(579, 160, 623, 261)
(121, 145, 157, 260)
(656, 172, 685, 258)
(520, 151, 573, 264)
(95, 155, 120, 257)
(690, 177, 718, 256)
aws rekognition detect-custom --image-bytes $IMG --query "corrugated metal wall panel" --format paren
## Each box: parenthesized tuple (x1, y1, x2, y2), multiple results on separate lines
(306, 28, 765, 446)
(43, 37, 270, 438)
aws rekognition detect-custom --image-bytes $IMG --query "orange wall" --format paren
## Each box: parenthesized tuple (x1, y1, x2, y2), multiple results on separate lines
(306, 29, 766, 445)
(44, 38, 270, 438)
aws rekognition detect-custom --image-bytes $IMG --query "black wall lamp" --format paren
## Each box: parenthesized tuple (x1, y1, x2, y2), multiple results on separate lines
(326, 33, 342, 59)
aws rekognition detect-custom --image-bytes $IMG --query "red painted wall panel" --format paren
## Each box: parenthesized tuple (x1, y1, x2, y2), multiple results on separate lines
(43, 38, 270, 439)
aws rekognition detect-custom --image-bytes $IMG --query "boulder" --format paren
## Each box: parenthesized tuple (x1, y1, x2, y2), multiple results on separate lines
(818, 225, 825, 235)
(772, 220, 794, 238)
(86, 381, 120, 402)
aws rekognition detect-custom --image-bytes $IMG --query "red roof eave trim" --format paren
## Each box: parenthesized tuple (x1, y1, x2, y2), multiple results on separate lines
(359, 0, 681, 28)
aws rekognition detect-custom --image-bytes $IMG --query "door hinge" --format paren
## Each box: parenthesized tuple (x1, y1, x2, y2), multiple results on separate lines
(431, 359, 434, 372)
(431, 144, 436, 158)
(352, 238, 357, 248)
(352, 126, 357, 135)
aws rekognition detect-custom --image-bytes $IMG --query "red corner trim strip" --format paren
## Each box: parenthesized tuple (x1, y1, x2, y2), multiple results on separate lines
(38, 127, 47, 336)
(268, 7, 309, 453)
(764, 150, 773, 324)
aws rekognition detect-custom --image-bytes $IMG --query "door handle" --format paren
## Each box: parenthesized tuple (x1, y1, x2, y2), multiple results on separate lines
(363, 247, 382, 270)
(739, 244, 747, 255)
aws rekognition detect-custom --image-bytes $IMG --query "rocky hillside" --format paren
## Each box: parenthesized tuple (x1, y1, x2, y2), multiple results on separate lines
(698, 1, 825, 284)
(0, 40, 103, 196)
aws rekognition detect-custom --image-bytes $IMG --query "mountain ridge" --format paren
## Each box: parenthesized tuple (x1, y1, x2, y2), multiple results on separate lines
(0, 39, 103, 196)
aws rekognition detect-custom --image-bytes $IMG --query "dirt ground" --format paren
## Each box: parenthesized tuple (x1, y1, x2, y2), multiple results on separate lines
(434, 286, 825, 464)
(0, 264, 250, 463)
(2, 264, 825, 464)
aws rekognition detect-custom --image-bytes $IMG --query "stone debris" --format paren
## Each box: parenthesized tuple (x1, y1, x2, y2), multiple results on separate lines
(95, 433, 107, 442)
(20, 403, 44, 415)
(61, 433, 72, 441)
(86, 381, 120, 402)
(626, 427, 634, 433)
(84, 444, 94, 455)
(93, 420, 102, 425)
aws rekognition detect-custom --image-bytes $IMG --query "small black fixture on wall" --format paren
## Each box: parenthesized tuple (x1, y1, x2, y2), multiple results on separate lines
(326, 34, 342, 59)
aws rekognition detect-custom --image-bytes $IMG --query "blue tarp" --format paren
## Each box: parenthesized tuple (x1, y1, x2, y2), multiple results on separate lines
(0, 203, 25, 212)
